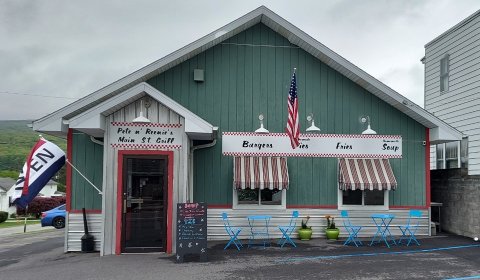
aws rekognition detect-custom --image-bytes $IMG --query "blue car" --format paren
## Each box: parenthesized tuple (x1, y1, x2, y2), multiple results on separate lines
(41, 204, 66, 229)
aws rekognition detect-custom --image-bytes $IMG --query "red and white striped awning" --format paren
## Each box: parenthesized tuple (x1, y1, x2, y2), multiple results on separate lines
(234, 156, 289, 190)
(338, 158, 397, 191)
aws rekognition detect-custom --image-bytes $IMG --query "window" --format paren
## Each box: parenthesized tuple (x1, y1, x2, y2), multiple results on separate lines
(339, 189, 388, 210)
(440, 55, 449, 92)
(234, 189, 286, 209)
(460, 137, 468, 168)
(436, 140, 465, 170)
(445, 141, 459, 168)
(436, 144, 445, 169)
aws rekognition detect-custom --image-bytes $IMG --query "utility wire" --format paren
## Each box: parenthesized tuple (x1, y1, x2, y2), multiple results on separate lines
(0, 91, 79, 100)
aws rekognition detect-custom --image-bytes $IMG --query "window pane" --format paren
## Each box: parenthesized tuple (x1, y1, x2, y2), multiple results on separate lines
(440, 57, 448, 74)
(238, 189, 258, 204)
(445, 141, 458, 168)
(440, 55, 449, 92)
(445, 142, 458, 159)
(446, 159, 458, 168)
(436, 144, 444, 169)
(436, 144, 444, 159)
(343, 190, 362, 205)
(461, 138, 468, 168)
(260, 189, 282, 205)
(440, 76, 449, 92)
(364, 190, 384, 205)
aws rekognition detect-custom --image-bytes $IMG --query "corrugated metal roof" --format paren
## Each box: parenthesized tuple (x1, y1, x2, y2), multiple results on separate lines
(33, 6, 462, 143)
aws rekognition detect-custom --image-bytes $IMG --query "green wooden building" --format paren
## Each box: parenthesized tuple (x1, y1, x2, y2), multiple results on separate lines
(33, 6, 461, 255)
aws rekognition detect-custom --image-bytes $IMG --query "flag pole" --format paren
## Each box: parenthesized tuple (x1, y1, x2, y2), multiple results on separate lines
(65, 159, 103, 195)
(23, 205, 28, 233)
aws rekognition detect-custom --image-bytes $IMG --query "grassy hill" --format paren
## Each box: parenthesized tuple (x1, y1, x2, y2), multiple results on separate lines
(0, 120, 66, 188)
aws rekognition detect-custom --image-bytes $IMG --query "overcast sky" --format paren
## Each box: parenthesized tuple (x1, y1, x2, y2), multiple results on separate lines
(1, 0, 478, 120)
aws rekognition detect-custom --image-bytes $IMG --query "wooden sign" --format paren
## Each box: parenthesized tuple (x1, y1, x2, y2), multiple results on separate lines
(176, 203, 207, 262)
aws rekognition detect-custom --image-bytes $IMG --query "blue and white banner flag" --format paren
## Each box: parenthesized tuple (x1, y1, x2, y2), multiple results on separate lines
(12, 138, 65, 208)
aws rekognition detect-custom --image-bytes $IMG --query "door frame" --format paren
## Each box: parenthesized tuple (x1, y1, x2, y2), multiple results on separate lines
(115, 150, 174, 254)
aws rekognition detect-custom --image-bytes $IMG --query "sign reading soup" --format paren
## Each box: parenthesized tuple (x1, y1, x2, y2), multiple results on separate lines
(222, 132, 402, 158)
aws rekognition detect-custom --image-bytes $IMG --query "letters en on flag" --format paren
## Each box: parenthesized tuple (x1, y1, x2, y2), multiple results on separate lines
(286, 70, 300, 149)
(12, 138, 66, 208)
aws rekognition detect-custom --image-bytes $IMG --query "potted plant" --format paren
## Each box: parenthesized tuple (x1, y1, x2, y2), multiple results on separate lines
(298, 216, 313, 240)
(325, 215, 340, 240)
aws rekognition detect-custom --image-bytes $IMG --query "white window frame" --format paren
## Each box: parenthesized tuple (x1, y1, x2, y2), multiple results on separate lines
(440, 54, 450, 93)
(436, 141, 461, 169)
(338, 189, 389, 211)
(233, 189, 286, 210)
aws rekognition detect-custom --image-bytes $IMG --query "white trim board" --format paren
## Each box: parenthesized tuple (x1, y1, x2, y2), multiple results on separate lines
(67, 83, 214, 140)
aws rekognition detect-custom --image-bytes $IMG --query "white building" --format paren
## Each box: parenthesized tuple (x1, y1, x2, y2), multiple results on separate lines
(37, 180, 62, 197)
(423, 10, 480, 174)
(0, 178, 62, 215)
(0, 178, 16, 215)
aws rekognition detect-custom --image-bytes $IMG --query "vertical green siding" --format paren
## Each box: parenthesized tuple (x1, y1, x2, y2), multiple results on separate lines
(71, 132, 103, 210)
(147, 23, 426, 207)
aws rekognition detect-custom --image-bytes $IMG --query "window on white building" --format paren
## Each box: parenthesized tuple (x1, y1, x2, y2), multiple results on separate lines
(445, 141, 459, 168)
(436, 144, 445, 169)
(440, 55, 449, 93)
(435, 138, 467, 169)
(460, 137, 468, 168)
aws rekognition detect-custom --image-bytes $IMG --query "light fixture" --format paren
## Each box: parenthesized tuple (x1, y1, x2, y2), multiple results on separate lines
(254, 114, 269, 133)
(361, 116, 377, 134)
(132, 98, 151, 123)
(306, 113, 321, 133)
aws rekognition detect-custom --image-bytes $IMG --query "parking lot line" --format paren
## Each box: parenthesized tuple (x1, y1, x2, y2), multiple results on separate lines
(444, 276, 480, 280)
(277, 244, 480, 263)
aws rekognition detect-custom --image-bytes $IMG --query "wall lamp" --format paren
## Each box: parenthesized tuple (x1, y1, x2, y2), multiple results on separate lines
(361, 115, 377, 135)
(306, 113, 321, 133)
(254, 114, 269, 133)
(132, 98, 151, 123)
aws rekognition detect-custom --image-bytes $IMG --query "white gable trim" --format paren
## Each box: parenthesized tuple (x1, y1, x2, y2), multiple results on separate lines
(67, 83, 214, 140)
(33, 6, 462, 143)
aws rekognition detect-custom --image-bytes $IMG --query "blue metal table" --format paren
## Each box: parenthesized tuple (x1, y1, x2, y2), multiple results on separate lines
(370, 214, 396, 248)
(247, 215, 272, 248)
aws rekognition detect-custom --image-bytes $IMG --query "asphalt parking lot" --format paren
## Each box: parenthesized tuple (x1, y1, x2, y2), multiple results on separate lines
(0, 231, 479, 280)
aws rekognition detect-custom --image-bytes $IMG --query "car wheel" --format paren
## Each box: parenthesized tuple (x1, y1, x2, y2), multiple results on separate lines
(53, 217, 65, 229)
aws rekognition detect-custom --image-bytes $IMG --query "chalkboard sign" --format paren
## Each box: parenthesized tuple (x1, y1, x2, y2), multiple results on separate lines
(176, 202, 207, 262)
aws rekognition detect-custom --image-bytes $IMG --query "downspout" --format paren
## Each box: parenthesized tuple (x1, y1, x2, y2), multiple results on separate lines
(90, 136, 104, 146)
(188, 127, 218, 202)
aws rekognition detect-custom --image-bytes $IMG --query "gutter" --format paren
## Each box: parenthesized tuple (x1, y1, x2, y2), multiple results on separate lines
(187, 127, 218, 202)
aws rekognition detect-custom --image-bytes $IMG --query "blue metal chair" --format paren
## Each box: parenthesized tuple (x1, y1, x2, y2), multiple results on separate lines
(221, 212, 243, 250)
(397, 209, 422, 246)
(278, 210, 299, 248)
(341, 210, 363, 247)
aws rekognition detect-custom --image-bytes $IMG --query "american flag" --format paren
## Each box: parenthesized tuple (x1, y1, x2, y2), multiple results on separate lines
(286, 70, 300, 149)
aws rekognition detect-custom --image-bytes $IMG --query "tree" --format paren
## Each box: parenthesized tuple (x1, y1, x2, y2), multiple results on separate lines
(16, 197, 66, 218)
